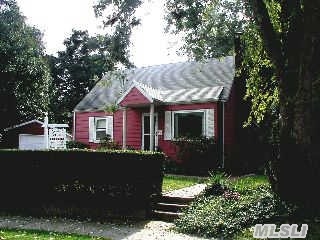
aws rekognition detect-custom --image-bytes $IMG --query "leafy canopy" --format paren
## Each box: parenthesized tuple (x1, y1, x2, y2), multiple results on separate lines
(0, 0, 50, 132)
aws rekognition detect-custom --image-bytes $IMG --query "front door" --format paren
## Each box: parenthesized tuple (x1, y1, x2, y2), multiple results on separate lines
(142, 113, 158, 151)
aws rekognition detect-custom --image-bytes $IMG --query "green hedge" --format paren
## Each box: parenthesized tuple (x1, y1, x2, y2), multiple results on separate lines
(0, 149, 164, 217)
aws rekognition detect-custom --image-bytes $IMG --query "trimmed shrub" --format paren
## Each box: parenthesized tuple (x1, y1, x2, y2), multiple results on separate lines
(162, 157, 186, 174)
(173, 136, 218, 176)
(97, 135, 121, 150)
(66, 140, 89, 149)
(0, 149, 164, 218)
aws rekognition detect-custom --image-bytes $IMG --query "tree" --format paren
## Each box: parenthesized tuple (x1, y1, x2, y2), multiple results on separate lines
(165, 0, 248, 59)
(48, 30, 133, 125)
(0, 0, 50, 133)
(249, 0, 320, 209)
(47, 1, 144, 125)
(166, 0, 320, 208)
(93, 0, 143, 66)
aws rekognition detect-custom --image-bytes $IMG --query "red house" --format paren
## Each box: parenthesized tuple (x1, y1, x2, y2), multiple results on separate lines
(73, 56, 242, 167)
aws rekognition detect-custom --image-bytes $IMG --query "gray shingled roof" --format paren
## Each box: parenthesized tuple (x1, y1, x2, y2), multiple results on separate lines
(74, 56, 235, 111)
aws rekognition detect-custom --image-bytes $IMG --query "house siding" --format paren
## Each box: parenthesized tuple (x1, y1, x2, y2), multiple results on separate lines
(113, 110, 123, 146)
(75, 111, 113, 148)
(74, 101, 238, 164)
(125, 108, 144, 149)
(157, 103, 218, 162)
(119, 87, 151, 107)
(224, 86, 236, 146)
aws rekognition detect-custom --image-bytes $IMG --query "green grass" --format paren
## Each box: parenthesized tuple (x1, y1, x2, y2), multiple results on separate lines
(226, 175, 269, 194)
(0, 228, 109, 240)
(162, 174, 208, 193)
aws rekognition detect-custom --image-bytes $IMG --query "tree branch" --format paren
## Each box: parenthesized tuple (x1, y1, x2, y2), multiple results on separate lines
(249, 0, 283, 72)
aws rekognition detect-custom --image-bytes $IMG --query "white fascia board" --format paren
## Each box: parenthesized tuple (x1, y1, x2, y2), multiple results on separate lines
(4, 119, 44, 131)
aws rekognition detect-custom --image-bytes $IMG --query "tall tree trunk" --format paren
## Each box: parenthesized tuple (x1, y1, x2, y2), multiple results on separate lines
(250, 0, 320, 209)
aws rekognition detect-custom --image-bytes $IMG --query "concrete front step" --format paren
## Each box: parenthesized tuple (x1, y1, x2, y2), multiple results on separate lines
(160, 195, 195, 204)
(155, 202, 189, 212)
(151, 210, 183, 222)
(148, 195, 195, 222)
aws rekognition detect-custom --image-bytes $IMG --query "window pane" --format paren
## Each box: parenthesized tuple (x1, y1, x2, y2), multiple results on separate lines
(144, 135, 150, 150)
(174, 112, 203, 138)
(96, 119, 106, 129)
(144, 116, 150, 134)
(96, 130, 106, 140)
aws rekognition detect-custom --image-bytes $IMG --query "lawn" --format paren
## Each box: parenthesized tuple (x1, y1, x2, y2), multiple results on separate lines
(0, 229, 109, 240)
(162, 174, 208, 193)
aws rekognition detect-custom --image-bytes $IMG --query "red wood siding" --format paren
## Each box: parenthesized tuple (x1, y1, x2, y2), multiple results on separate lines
(224, 86, 236, 146)
(119, 87, 151, 107)
(126, 108, 144, 149)
(113, 110, 123, 146)
(19, 123, 44, 135)
(157, 103, 218, 162)
(74, 111, 112, 149)
(4, 122, 44, 148)
(75, 102, 226, 163)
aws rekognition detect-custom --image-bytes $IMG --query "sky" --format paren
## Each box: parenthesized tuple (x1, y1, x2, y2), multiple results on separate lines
(16, 0, 187, 67)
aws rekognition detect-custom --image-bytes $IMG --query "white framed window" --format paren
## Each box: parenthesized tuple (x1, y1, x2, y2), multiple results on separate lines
(173, 110, 205, 138)
(164, 109, 214, 140)
(89, 116, 113, 143)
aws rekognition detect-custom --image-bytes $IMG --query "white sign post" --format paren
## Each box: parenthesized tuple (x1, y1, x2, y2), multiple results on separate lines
(43, 114, 68, 150)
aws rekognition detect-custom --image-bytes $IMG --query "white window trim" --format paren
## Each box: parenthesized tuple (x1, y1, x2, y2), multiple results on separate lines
(93, 117, 108, 143)
(171, 109, 206, 139)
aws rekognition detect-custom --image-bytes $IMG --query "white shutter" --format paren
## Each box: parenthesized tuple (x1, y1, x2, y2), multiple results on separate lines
(164, 111, 172, 140)
(205, 109, 214, 137)
(106, 116, 114, 140)
(88, 117, 95, 142)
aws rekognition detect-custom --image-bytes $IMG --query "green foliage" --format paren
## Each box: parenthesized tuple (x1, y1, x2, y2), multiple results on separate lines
(162, 158, 186, 174)
(48, 29, 132, 126)
(97, 134, 121, 150)
(93, 0, 142, 67)
(0, 229, 106, 240)
(175, 175, 282, 238)
(241, 5, 279, 132)
(165, 0, 249, 59)
(0, 0, 50, 132)
(66, 140, 89, 149)
(173, 136, 218, 175)
(165, 0, 279, 135)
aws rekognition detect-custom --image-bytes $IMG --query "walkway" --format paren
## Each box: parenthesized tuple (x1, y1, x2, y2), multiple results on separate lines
(163, 183, 207, 198)
(0, 184, 211, 240)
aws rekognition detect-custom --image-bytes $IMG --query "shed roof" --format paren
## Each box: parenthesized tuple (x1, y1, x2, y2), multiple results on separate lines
(74, 56, 235, 111)
(4, 120, 44, 131)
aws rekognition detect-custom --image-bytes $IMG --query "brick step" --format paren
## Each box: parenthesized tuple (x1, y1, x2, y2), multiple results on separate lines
(154, 202, 189, 212)
(151, 210, 183, 222)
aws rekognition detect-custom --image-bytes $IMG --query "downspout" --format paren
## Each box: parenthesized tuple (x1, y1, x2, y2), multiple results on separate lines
(222, 102, 225, 169)
(149, 103, 155, 151)
(73, 111, 76, 141)
(122, 107, 127, 149)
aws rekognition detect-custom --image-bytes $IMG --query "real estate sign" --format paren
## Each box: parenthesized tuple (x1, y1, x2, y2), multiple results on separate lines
(49, 128, 67, 149)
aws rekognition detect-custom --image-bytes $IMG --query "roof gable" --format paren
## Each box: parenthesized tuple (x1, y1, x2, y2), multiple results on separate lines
(118, 86, 152, 106)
